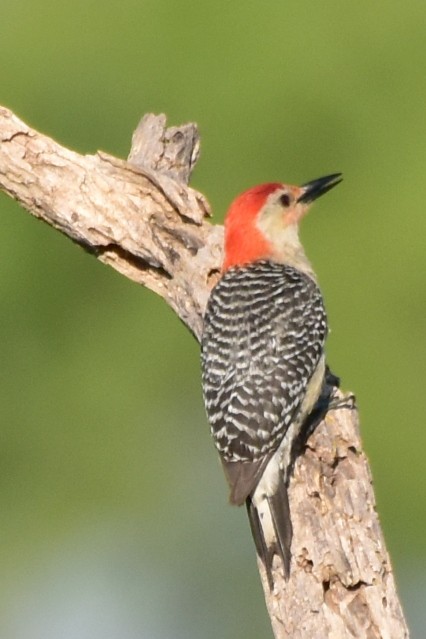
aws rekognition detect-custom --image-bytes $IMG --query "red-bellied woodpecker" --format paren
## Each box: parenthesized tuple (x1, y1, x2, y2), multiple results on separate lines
(201, 174, 342, 587)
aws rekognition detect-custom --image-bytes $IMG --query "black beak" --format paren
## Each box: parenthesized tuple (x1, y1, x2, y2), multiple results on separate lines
(297, 173, 343, 204)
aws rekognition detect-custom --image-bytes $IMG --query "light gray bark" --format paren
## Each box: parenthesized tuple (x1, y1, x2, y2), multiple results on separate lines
(0, 106, 409, 638)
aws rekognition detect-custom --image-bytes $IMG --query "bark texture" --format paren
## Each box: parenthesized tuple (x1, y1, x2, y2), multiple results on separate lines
(0, 106, 409, 638)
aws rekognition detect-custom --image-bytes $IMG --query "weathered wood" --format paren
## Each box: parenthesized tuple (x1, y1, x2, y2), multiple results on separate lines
(0, 106, 221, 339)
(0, 106, 409, 638)
(263, 394, 408, 638)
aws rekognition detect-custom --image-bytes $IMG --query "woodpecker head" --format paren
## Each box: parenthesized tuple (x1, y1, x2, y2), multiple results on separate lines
(223, 173, 342, 272)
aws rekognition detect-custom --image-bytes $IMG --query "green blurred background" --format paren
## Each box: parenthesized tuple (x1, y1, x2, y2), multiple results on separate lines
(1, 1, 425, 637)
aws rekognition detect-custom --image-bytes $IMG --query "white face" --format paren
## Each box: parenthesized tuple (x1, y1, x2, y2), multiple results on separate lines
(256, 187, 309, 246)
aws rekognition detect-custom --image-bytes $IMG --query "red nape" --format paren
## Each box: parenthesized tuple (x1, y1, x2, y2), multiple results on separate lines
(223, 183, 283, 270)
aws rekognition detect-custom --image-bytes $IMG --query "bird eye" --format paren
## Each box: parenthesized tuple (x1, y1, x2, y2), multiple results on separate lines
(279, 193, 291, 207)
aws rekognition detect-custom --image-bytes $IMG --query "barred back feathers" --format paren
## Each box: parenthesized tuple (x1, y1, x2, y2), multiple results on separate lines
(201, 260, 327, 502)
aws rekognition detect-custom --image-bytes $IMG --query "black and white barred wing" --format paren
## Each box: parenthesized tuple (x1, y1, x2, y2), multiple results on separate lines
(201, 261, 327, 505)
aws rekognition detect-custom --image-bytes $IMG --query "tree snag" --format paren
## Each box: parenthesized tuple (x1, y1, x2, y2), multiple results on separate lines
(0, 106, 409, 639)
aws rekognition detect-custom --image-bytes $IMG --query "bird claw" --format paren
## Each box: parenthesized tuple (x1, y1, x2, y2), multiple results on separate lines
(328, 391, 356, 411)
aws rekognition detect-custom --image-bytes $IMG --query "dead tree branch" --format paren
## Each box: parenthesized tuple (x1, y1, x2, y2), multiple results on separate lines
(0, 106, 409, 638)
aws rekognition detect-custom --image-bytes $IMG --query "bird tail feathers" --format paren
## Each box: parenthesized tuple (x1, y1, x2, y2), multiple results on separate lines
(246, 474, 292, 589)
